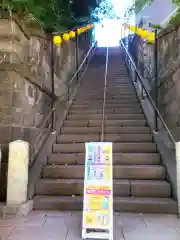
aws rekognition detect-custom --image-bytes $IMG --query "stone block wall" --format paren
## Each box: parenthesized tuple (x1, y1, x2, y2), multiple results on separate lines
(128, 26, 180, 199)
(0, 71, 51, 127)
(131, 25, 180, 140)
(0, 19, 88, 129)
(158, 27, 180, 139)
(0, 19, 90, 201)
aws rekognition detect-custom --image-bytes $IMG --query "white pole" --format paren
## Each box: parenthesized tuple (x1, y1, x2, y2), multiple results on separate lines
(175, 141, 180, 217)
(6, 140, 29, 205)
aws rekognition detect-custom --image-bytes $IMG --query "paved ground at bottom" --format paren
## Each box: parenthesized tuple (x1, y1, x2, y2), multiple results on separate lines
(0, 211, 180, 239)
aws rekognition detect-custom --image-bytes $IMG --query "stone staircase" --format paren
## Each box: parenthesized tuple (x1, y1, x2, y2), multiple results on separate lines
(33, 48, 177, 213)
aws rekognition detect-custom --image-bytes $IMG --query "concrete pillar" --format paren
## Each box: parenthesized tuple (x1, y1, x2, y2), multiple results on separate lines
(176, 141, 180, 217)
(6, 140, 29, 206)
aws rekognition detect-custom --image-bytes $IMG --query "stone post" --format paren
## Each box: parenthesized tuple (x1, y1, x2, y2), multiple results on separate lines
(6, 140, 29, 205)
(0, 147, 1, 170)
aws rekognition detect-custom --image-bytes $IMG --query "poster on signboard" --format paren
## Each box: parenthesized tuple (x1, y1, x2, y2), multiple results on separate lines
(86, 142, 112, 166)
(84, 142, 113, 185)
(82, 142, 113, 239)
(86, 165, 110, 182)
(83, 185, 113, 229)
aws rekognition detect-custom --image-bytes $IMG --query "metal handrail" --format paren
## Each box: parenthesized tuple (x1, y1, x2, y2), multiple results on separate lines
(101, 47, 109, 142)
(29, 41, 97, 167)
(120, 39, 176, 145)
(29, 105, 56, 148)
(69, 42, 97, 86)
(0, 54, 6, 64)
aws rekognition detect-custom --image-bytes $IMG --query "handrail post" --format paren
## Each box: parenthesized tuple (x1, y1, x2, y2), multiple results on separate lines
(50, 33, 55, 133)
(75, 29, 79, 82)
(154, 30, 158, 132)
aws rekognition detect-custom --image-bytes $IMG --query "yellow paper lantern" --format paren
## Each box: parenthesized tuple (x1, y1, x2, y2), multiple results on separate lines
(141, 30, 149, 38)
(148, 32, 155, 43)
(63, 33, 70, 41)
(77, 28, 81, 35)
(136, 27, 144, 37)
(80, 27, 85, 33)
(129, 25, 136, 32)
(53, 35, 62, 45)
(69, 31, 76, 39)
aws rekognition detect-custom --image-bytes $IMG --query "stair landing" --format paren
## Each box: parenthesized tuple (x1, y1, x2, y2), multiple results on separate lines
(1, 211, 180, 239)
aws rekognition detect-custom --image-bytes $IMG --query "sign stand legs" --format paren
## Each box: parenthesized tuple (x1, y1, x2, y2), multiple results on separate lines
(82, 228, 113, 240)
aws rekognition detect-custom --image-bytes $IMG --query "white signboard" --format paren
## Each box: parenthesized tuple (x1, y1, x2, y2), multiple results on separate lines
(82, 142, 113, 240)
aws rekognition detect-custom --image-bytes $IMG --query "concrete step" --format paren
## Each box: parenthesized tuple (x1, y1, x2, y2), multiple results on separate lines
(71, 103, 141, 109)
(48, 153, 160, 165)
(61, 126, 151, 134)
(74, 99, 139, 104)
(81, 85, 133, 87)
(69, 108, 142, 114)
(57, 134, 99, 143)
(33, 195, 177, 214)
(35, 179, 130, 196)
(81, 92, 135, 96)
(130, 180, 171, 197)
(76, 95, 137, 99)
(78, 85, 133, 87)
(78, 88, 135, 91)
(106, 85, 133, 87)
(67, 113, 145, 120)
(76, 93, 137, 98)
(63, 119, 147, 127)
(57, 134, 153, 143)
(53, 143, 157, 153)
(75, 97, 138, 101)
(80, 86, 134, 90)
(76, 91, 136, 94)
(43, 165, 165, 180)
(79, 90, 135, 94)
(75, 96, 138, 101)
(35, 179, 171, 198)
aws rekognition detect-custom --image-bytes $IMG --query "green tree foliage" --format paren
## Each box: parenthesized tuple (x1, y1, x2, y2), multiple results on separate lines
(0, 0, 99, 31)
(169, 0, 180, 26)
(92, 0, 118, 22)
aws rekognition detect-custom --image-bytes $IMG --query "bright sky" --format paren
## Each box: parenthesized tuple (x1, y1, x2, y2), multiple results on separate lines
(112, 0, 134, 20)
(95, 0, 134, 47)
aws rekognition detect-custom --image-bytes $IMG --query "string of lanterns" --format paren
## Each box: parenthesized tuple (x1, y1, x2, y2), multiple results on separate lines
(124, 24, 155, 44)
(53, 24, 94, 45)
(53, 22, 155, 45)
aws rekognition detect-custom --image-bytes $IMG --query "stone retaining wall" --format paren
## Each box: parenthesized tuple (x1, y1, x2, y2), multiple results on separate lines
(132, 25, 180, 140)
(0, 19, 90, 201)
